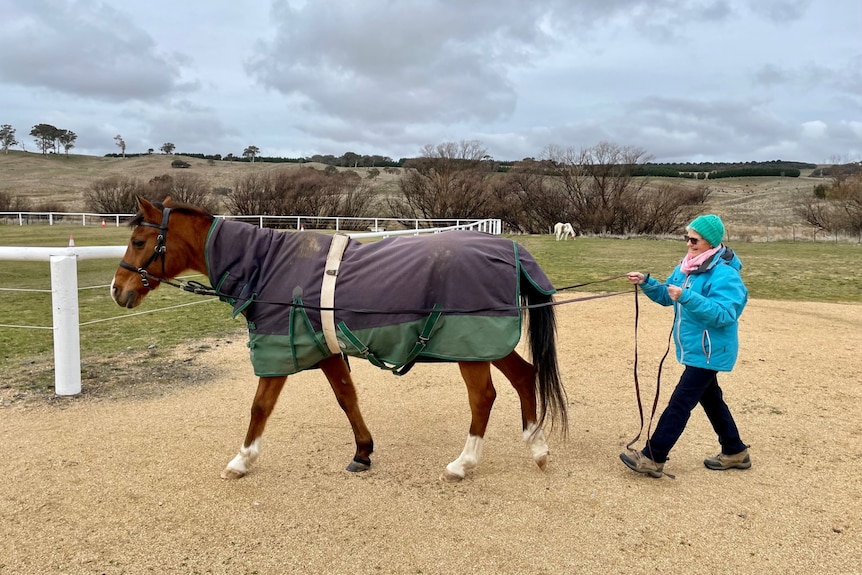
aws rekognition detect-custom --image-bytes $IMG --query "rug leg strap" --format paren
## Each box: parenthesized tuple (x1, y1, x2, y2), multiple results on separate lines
(336, 307, 444, 375)
(320, 233, 350, 355)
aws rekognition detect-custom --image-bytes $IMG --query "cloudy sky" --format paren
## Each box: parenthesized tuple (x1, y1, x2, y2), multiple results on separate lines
(1, 0, 860, 164)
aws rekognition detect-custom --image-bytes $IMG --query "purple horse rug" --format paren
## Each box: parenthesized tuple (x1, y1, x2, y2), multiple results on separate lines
(205, 219, 555, 376)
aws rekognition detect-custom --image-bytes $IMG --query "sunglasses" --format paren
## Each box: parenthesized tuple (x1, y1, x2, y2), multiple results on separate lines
(683, 235, 702, 245)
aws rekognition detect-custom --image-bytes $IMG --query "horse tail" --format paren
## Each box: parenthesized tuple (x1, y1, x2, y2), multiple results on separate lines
(523, 283, 568, 437)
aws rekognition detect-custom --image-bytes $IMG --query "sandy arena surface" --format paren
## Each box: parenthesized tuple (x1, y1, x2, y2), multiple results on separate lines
(2, 294, 861, 574)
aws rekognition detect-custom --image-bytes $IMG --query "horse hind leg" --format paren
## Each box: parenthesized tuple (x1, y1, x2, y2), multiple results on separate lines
(442, 361, 496, 482)
(493, 351, 551, 471)
(222, 375, 287, 479)
(319, 354, 374, 472)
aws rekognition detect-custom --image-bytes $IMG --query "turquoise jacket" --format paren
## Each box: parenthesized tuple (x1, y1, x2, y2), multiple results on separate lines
(641, 246, 748, 372)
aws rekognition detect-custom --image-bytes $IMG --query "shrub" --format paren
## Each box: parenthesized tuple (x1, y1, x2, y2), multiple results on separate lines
(84, 176, 142, 213)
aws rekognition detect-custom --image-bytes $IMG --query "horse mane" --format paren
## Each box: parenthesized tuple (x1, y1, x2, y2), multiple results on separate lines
(128, 200, 215, 228)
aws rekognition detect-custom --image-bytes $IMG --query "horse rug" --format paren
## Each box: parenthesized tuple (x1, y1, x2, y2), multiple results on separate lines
(205, 219, 555, 377)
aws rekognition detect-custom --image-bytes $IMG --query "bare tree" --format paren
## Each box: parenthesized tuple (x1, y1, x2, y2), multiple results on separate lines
(114, 134, 126, 158)
(243, 145, 260, 163)
(224, 168, 376, 225)
(142, 173, 218, 213)
(626, 183, 711, 235)
(83, 176, 142, 213)
(0, 190, 32, 211)
(0, 124, 17, 154)
(225, 172, 280, 216)
(541, 142, 656, 234)
(489, 160, 565, 233)
(796, 172, 862, 236)
(390, 140, 497, 221)
(58, 130, 77, 155)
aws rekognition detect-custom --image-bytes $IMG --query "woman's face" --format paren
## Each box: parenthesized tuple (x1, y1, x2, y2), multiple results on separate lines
(684, 229, 711, 256)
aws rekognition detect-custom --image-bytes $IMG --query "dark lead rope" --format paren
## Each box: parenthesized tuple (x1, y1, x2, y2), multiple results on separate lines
(624, 280, 676, 479)
(135, 270, 633, 315)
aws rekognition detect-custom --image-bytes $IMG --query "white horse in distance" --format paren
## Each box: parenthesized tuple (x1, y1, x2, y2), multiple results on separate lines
(553, 222, 576, 241)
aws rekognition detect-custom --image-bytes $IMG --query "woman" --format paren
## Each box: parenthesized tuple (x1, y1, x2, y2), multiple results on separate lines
(620, 214, 750, 478)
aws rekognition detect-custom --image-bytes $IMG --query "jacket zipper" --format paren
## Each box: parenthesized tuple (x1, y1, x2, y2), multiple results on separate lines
(674, 275, 691, 363)
(702, 330, 712, 364)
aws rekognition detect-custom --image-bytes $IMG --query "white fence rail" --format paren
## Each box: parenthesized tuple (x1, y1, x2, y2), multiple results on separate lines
(0, 211, 502, 234)
(0, 218, 501, 396)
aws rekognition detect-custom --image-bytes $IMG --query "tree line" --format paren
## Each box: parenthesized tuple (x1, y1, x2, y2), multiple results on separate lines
(1, 123, 77, 155)
(77, 141, 716, 235)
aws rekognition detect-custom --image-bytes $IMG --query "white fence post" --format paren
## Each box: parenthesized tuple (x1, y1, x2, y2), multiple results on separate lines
(50, 254, 82, 396)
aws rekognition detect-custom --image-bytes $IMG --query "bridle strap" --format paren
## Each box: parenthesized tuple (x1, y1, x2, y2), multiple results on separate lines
(119, 207, 173, 289)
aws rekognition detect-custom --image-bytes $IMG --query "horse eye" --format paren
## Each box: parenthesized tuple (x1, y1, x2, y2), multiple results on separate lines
(132, 239, 146, 249)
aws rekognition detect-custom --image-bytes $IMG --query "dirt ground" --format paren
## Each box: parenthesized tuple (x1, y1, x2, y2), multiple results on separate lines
(2, 294, 861, 575)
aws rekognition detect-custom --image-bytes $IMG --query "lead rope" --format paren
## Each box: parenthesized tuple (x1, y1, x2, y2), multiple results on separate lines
(626, 282, 676, 479)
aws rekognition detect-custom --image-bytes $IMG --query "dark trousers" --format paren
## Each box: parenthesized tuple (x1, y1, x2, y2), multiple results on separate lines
(643, 365, 747, 463)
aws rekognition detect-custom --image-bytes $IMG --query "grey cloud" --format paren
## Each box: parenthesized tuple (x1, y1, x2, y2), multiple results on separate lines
(753, 64, 794, 86)
(246, 0, 697, 129)
(133, 101, 239, 154)
(0, 0, 193, 101)
(747, 0, 812, 22)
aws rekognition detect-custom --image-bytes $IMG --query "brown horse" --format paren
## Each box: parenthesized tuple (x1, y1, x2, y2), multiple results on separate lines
(111, 198, 568, 481)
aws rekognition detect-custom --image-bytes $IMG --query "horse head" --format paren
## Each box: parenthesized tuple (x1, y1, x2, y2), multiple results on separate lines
(110, 196, 212, 308)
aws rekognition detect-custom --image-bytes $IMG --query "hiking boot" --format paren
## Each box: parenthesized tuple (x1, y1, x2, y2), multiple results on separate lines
(620, 450, 664, 478)
(704, 449, 751, 471)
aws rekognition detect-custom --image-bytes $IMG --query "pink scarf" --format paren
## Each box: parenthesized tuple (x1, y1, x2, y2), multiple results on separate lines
(680, 245, 721, 275)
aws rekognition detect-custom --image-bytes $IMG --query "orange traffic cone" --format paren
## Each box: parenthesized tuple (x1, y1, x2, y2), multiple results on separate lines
(68, 235, 75, 247)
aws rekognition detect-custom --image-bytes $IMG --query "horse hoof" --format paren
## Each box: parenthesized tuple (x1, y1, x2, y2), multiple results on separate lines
(220, 467, 246, 480)
(346, 457, 371, 473)
(440, 469, 464, 482)
(535, 453, 549, 471)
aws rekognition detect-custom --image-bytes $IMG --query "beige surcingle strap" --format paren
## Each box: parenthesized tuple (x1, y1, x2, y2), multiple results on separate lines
(320, 233, 350, 354)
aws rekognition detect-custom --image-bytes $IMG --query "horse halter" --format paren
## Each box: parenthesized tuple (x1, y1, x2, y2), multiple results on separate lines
(119, 206, 173, 289)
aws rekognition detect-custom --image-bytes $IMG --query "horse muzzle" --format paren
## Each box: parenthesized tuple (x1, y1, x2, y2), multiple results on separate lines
(110, 278, 144, 309)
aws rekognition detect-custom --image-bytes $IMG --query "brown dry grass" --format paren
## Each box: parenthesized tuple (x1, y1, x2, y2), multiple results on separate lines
(0, 151, 826, 238)
(0, 151, 401, 211)
(2, 293, 860, 574)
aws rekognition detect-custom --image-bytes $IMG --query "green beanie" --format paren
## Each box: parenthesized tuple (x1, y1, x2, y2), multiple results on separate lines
(688, 214, 725, 247)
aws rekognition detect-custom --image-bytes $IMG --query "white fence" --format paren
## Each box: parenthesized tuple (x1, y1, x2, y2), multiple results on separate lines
(0, 218, 501, 396)
(0, 211, 502, 235)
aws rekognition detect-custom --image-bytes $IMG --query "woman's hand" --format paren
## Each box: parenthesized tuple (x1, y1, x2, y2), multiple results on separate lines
(626, 272, 645, 285)
(667, 285, 682, 301)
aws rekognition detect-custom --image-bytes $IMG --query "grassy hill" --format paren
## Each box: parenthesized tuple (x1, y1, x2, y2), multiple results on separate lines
(0, 150, 827, 239)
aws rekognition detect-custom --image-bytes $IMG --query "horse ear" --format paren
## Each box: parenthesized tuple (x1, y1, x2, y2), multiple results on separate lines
(163, 196, 175, 207)
(138, 197, 162, 222)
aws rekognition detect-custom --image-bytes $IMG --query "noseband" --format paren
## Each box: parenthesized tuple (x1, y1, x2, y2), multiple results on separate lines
(119, 207, 173, 289)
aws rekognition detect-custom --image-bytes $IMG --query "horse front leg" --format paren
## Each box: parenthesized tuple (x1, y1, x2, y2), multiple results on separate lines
(442, 361, 496, 482)
(493, 351, 550, 470)
(221, 375, 287, 480)
(319, 354, 374, 472)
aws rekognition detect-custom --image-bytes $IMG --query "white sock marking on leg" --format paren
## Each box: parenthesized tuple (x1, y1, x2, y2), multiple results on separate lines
(523, 422, 549, 460)
(226, 437, 262, 475)
(446, 434, 484, 479)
